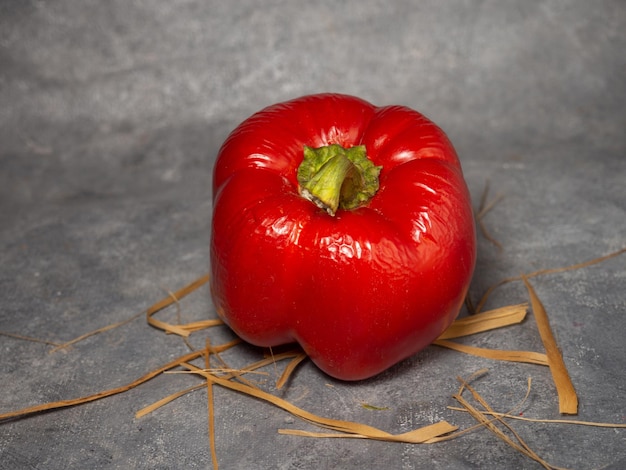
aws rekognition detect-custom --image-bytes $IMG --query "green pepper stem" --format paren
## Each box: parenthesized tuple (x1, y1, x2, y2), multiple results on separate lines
(297, 144, 381, 216)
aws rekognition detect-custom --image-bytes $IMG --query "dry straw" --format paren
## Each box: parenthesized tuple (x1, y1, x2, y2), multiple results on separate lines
(1, 247, 625, 469)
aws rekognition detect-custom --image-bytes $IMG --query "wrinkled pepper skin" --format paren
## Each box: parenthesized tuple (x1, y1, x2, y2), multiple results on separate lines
(210, 93, 476, 380)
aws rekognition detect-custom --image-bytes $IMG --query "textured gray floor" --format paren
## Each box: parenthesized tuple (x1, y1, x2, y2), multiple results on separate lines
(1, 1, 625, 469)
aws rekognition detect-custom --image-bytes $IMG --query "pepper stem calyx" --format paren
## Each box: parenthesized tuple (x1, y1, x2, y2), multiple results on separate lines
(297, 144, 381, 216)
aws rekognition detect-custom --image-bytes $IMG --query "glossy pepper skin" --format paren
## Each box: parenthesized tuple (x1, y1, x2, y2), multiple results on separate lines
(210, 93, 476, 380)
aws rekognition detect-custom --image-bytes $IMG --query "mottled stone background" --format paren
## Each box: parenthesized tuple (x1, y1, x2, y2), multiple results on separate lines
(1, 2, 624, 469)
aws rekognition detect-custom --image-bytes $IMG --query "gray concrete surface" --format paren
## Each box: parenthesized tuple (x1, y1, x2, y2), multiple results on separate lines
(1, 1, 625, 469)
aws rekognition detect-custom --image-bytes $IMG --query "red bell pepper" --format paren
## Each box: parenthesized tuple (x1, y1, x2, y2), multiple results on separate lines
(210, 93, 476, 380)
